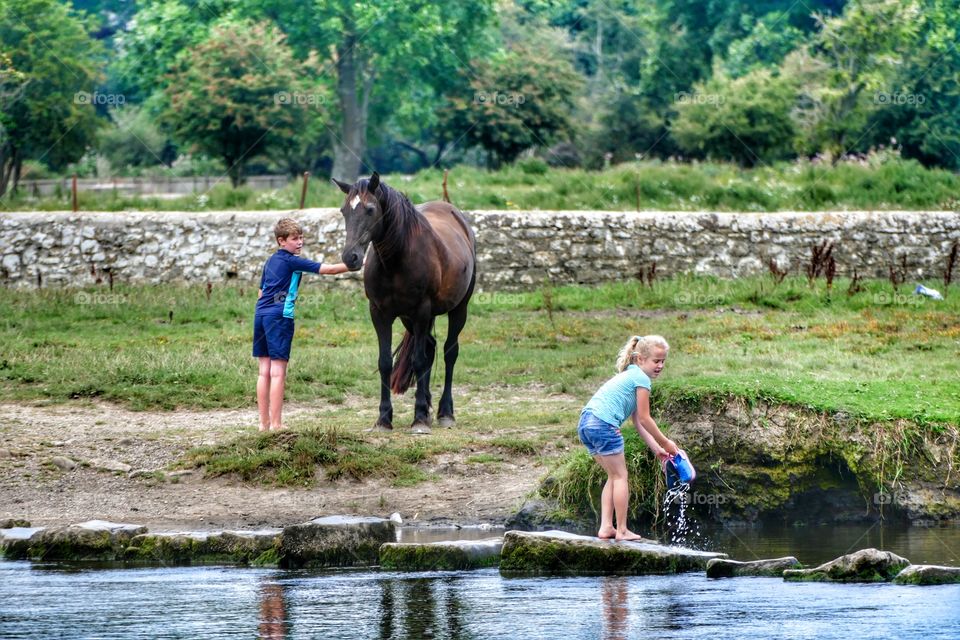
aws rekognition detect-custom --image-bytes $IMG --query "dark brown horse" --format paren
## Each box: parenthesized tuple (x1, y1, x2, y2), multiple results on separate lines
(333, 172, 476, 434)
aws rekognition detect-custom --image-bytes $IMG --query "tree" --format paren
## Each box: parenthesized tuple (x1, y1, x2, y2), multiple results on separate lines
(245, 0, 496, 181)
(162, 19, 324, 187)
(722, 13, 806, 78)
(671, 68, 798, 166)
(861, 0, 960, 169)
(438, 46, 582, 167)
(111, 0, 229, 103)
(0, 0, 104, 196)
(98, 105, 168, 171)
(794, 0, 923, 159)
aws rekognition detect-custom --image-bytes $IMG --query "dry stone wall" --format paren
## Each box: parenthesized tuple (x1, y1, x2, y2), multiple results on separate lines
(1, 209, 958, 289)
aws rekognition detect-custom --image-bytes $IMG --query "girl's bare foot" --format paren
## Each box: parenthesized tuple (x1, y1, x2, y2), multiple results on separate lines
(615, 530, 644, 542)
(258, 425, 269, 432)
(597, 526, 617, 539)
(269, 424, 287, 431)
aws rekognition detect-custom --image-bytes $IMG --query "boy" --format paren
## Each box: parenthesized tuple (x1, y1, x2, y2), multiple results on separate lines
(253, 217, 350, 431)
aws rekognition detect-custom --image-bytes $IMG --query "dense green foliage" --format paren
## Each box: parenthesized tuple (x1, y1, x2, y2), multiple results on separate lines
(0, 0, 104, 196)
(161, 19, 321, 186)
(2, 0, 959, 197)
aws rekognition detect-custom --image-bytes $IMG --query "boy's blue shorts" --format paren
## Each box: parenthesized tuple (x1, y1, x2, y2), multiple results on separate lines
(252, 314, 295, 361)
(577, 410, 624, 456)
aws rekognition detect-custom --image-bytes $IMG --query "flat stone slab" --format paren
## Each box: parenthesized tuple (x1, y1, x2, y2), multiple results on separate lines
(784, 548, 910, 583)
(707, 557, 802, 578)
(499, 530, 727, 575)
(0, 527, 44, 559)
(123, 529, 282, 566)
(380, 537, 503, 571)
(278, 515, 398, 569)
(4, 521, 148, 561)
(893, 564, 960, 585)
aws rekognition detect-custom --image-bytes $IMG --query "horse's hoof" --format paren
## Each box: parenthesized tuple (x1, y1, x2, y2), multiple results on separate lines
(373, 422, 393, 432)
(411, 422, 432, 435)
(437, 416, 456, 429)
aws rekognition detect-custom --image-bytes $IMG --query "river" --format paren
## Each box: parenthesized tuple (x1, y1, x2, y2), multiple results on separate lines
(1, 524, 958, 639)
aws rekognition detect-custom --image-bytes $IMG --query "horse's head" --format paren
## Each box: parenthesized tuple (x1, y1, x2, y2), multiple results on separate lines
(332, 171, 384, 271)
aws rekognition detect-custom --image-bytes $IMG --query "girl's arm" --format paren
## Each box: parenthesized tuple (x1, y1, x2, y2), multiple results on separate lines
(633, 387, 679, 459)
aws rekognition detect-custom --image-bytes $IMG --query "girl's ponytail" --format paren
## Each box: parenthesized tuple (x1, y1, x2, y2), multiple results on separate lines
(615, 335, 642, 372)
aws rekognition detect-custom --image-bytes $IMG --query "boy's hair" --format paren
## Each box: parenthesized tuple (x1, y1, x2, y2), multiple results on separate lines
(615, 335, 670, 372)
(274, 217, 303, 241)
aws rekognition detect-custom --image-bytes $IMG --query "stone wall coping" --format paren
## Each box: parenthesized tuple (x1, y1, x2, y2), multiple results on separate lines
(2, 208, 958, 220)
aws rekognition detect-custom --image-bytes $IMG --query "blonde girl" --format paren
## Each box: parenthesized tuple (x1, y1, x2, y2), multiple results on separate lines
(577, 335, 679, 540)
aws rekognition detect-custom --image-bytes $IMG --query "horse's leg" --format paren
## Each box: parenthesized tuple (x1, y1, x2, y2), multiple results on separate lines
(371, 305, 394, 431)
(437, 293, 471, 428)
(410, 314, 437, 435)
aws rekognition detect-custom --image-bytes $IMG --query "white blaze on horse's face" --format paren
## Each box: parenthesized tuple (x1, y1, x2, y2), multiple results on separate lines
(335, 173, 383, 271)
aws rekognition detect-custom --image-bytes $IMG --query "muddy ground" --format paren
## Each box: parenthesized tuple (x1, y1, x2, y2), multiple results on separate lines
(0, 400, 571, 531)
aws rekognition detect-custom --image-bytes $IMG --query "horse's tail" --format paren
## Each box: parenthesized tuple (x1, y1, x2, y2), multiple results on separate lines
(390, 330, 416, 394)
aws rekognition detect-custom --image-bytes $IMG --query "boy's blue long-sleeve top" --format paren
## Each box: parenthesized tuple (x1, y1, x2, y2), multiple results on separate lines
(255, 249, 322, 319)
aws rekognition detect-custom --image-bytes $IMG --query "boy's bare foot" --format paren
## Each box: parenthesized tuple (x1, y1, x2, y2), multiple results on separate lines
(615, 530, 644, 542)
(597, 526, 617, 539)
(269, 425, 287, 431)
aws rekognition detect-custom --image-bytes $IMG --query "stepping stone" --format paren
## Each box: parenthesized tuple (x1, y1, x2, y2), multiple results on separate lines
(380, 537, 503, 571)
(707, 556, 801, 578)
(278, 515, 398, 569)
(124, 529, 282, 566)
(10, 520, 147, 561)
(499, 530, 726, 575)
(893, 564, 960, 585)
(783, 548, 910, 583)
(0, 527, 44, 559)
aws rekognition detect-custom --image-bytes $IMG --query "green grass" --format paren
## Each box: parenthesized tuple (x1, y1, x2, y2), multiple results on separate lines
(3, 276, 959, 427)
(3, 157, 959, 212)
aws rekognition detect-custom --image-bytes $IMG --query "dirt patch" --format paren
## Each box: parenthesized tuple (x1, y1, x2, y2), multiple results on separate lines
(0, 399, 572, 531)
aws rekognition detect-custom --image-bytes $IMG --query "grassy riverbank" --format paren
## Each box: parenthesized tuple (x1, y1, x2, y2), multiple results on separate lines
(3, 276, 958, 422)
(3, 276, 958, 494)
(3, 157, 959, 212)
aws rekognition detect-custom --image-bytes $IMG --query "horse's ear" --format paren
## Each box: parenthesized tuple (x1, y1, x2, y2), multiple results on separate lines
(332, 178, 352, 194)
(368, 172, 380, 193)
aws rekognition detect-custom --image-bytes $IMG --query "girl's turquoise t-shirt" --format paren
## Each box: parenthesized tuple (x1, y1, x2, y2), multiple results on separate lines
(582, 364, 652, 426)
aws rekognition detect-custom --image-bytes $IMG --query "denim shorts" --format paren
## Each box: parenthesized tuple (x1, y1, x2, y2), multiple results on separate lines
(577, 410, 624, 456)
(252, 314, 295, 361)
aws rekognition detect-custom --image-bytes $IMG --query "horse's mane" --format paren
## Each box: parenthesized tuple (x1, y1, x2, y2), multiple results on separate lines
(362, 178, 425, 259)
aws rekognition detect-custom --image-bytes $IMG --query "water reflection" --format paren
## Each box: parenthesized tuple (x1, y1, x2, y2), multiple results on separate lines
(378, 576, 470, 639)
(601, 577, 629, 640)
(258, 579, 287, 639)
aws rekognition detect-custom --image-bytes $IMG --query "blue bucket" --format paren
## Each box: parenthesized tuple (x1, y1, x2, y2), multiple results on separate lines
(664, 450, 696, 490)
